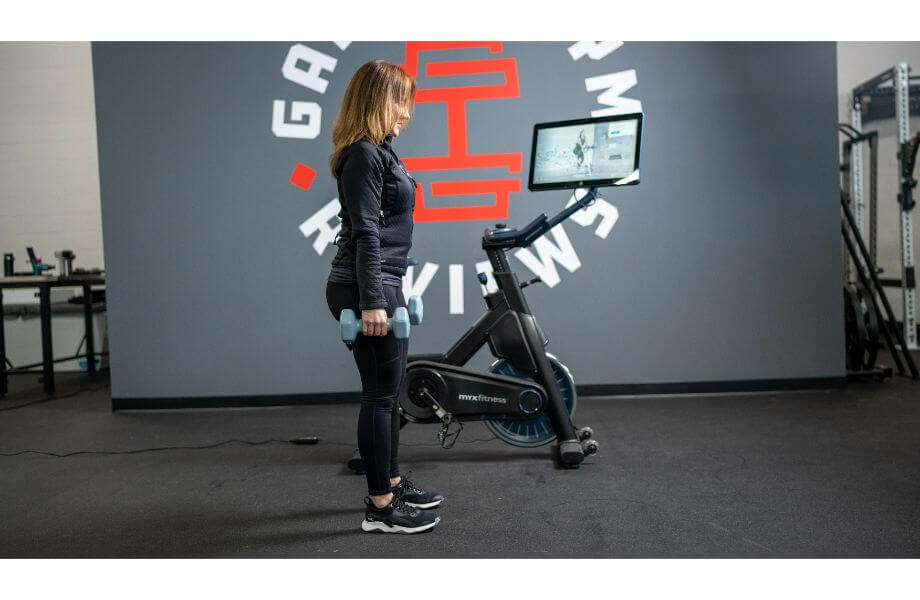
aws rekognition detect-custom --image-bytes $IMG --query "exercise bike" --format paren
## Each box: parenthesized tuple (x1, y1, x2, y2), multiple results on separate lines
(343, 112, 643, 471)
(345, 187, 605, 471)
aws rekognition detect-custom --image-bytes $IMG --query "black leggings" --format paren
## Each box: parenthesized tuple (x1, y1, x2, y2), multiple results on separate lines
(325, 280, 408, 495)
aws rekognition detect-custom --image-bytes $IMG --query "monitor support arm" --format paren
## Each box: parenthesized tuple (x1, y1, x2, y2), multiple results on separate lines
(524, 186, 601, 246)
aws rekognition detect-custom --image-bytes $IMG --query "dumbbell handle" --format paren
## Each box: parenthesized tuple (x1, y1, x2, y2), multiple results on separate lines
(360, 316, 399, 332)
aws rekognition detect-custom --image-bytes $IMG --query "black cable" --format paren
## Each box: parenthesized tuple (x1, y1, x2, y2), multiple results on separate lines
(1, 375, 502, 455)
(0, 433, 501, 459)
(839, 123, 861, 140)
(0, 438, 291, 458)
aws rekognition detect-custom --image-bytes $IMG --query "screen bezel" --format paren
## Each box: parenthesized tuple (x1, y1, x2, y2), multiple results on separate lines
(527, 112, 643, 191)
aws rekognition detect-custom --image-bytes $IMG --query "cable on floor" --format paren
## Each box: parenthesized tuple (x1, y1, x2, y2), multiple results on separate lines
(1, 378, 500, 455)
(0, 434, 500, 458)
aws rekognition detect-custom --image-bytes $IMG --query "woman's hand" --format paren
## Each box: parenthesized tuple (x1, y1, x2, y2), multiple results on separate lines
(361, 308, 389, 336)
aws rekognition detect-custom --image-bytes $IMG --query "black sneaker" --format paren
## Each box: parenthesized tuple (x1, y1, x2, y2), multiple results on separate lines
(361, 494, 440, 534)
(392, 472, 444, 509)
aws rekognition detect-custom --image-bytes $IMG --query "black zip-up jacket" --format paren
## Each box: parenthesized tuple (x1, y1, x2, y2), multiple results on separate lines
(328, 133, 417, 310)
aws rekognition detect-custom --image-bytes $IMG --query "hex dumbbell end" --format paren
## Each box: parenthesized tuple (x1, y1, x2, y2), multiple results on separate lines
(391, 307, 411, 339)
(407, 295, 423, 326)
(339, 308, 361, 344)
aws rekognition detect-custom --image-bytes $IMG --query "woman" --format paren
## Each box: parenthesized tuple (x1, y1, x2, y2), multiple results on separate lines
(325, 59, 443, 534)
(573, 129, 586, 170)
(573, 129, 593, 175)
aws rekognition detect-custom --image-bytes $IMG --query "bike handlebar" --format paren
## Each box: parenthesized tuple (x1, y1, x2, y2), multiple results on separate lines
(482, 186, 600, 249)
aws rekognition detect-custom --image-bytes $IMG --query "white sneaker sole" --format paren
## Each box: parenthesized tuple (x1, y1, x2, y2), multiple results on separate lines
(361, 516, 440, 534)
(405, 499, 442, 509)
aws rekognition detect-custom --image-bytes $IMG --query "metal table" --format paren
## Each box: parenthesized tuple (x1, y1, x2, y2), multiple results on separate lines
(0, 275, 106, 396)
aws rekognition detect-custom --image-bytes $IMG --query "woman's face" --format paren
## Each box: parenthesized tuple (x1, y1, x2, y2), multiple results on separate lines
(391, 104, 411, 137)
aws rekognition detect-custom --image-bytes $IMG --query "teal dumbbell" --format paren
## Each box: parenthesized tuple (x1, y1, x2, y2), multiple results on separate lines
(340, 307, 411, 344)
(407, 295, 423, 325)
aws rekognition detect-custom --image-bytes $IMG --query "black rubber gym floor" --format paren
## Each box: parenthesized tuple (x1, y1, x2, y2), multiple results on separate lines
(0, 367, 918, 558)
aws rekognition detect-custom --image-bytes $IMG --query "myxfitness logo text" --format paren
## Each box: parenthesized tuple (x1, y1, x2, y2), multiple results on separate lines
(457, 393, 508, 404)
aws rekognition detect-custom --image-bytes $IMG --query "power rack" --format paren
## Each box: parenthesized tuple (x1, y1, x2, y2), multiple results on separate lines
(848, 62, 920, 352)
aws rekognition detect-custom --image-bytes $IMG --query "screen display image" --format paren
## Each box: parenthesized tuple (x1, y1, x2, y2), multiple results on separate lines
(530, 114, 641, 190)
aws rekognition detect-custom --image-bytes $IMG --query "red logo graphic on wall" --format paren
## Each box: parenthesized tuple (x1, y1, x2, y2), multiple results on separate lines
(399, 42, 521, 222)
(288, 42, 523, 224)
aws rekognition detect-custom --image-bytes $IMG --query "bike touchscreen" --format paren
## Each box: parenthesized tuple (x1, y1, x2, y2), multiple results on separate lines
(528, 112, 642, 191)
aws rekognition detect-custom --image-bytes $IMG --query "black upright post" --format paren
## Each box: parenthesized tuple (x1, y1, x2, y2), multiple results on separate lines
(519, 315, 578, 443)
(39, 283, 55, 395)
(82, 284, 96, 375)
(841, 140, 854, 281)
(0, 287, 6, 396)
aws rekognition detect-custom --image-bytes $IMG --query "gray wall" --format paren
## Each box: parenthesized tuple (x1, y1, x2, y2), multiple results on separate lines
(91, 42, 843, 400)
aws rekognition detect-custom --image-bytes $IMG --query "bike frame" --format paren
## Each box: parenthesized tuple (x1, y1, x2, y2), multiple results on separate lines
(402, 188, 603, 443)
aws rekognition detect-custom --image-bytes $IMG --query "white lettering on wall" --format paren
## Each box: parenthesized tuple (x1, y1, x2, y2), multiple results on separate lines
(272, 100, 322, 139)
(298, 198, 341, 254)
(567, 41, 623, 61)
(282, 44, 337, 93)
(513, 224, 581, 288)
(449, 264, 464, 314)
(585, 70, 642, 116)
(402, 263, 439, 301)
(566, 190, 619, 239)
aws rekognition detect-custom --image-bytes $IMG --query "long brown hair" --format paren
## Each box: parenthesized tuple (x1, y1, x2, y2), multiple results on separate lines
(329, 59, 417, 178)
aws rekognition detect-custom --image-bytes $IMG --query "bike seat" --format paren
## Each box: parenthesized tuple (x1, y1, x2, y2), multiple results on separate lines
(482, 225, 518, 244)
